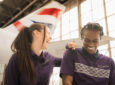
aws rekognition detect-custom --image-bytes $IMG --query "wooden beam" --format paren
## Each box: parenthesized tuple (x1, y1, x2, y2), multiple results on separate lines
(77, 0, 82, 37)
(103, 0, 112, 57)
(64, 0, 86, 12)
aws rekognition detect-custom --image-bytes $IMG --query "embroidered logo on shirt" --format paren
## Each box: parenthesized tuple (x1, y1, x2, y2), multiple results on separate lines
(97, 65, 109, 69)
(74, 63, 110, 78)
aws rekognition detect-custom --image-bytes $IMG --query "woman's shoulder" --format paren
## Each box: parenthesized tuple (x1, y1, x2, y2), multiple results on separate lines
(9, 54, 17, 61)
(7, 53, 18, 67)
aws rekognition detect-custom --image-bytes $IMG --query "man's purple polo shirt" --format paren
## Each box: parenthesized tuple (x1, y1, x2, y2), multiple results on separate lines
(4, 51, 62, 85)
(60, 48, 115, 85)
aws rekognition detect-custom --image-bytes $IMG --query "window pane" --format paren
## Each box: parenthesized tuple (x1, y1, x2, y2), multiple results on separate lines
(98, 44, 109, 56)
(92, 6, 104, 21)
(81, 0, 92, 13)
(98, 44, 108, 50)
(69, 7, 78, 31)
(111, 48, 115, 61)
(92, 0, 103, 9)
(62, 7, 78, 40)
(106, 0, 115, 16)
(105, 0, 113, 3)
(62, 12, 70, 35)
(62, 34, 70, 40)
(82, 11, 92, 26)
(81, 0, 92, 26)
(109, 32, 115, 38)
(70, 30, 79, 38)
(100, 50, 109, 56)
(108, 15, 115, 33)
(97, 19, 107, 35)
(110, 40, 115, 48)
(52, 22, 60, 41)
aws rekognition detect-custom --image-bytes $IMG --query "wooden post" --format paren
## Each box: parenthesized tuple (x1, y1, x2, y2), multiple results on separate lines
(77, 0, 82, 38)
(103, 0, 112, 57)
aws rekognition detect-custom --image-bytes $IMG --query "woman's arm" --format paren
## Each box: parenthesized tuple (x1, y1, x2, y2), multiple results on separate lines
(51, 42, 77, 67)
(53, 57, 62, 67)
(66, 42, 77, 50)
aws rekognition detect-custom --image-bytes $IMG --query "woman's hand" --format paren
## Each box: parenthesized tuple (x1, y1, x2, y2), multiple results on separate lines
(67, 41, 77, 50)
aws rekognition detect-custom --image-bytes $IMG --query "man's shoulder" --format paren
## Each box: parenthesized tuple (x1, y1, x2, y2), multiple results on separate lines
(64, 48, 82, 57)
(100, 54, 111, 59)
(75, 48, 82, 52)
(100, 54, 115, 63)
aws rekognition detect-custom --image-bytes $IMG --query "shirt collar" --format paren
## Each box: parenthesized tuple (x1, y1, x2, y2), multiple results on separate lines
(31, 51, 49, 65)
(31, 50, 43, 57)
(31, 51, 45, 62)
(82, 47, 100, 58)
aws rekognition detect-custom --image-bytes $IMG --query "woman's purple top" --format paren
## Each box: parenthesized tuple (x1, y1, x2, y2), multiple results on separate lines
(4, 51, 62, 85)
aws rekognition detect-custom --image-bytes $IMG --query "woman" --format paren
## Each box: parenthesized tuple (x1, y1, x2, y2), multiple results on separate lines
(4, 23, 76, 85)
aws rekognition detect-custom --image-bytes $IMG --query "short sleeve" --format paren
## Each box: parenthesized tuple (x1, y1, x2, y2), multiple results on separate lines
(60, 49, 75, 77)
(109, 58, 115, 85)
(4, 55, 20, 85)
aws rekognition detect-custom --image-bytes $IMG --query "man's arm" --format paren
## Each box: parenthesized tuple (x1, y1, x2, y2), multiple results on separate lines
(60, 49, 75, 85)
(109, 58, 115, 85)
(62, 74, 73, 85)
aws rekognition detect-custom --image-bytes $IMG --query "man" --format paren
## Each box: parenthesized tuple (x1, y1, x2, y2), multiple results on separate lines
(60, 23, 115, 85)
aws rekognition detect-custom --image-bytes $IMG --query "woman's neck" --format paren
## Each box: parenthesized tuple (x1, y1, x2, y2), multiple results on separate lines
(31, 43, 42, 56)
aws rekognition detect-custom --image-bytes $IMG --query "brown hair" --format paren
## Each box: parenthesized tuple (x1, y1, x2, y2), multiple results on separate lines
(11, 23, 46, 83)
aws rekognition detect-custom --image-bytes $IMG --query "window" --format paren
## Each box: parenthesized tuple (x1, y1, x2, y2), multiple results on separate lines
(106, 0, 115, 16)
(52, 22, 61, 41)
(108, 15, 115, 37)
(62, 7, 78, 40)
(81, 0, 115, 59)
(98, 44, 109, 56)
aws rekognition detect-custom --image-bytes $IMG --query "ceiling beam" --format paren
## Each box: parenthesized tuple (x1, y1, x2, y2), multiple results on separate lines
(2, 0, 38, 28)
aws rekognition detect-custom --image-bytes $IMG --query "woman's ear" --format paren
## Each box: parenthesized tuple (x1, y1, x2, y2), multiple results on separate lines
(33, 30, 40, 37)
